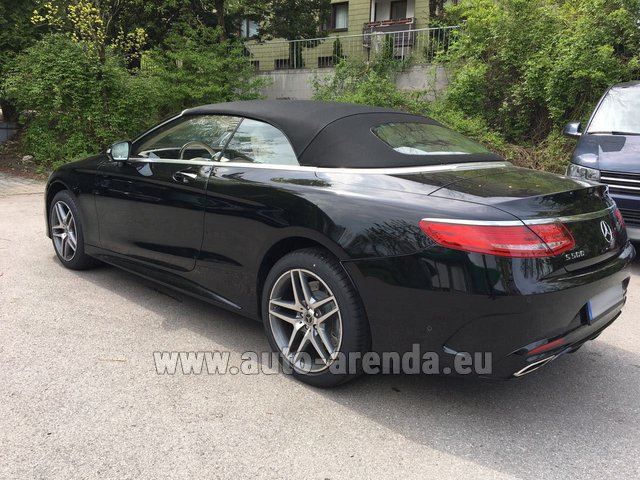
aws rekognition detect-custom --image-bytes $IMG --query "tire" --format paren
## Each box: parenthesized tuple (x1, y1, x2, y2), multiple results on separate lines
(49, 190, 99, 270)
(262, 248, 370, 387)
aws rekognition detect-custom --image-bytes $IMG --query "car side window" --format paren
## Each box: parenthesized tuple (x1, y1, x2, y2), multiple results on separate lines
(221, 118, 299, 166)
(133, 115, 242, 161)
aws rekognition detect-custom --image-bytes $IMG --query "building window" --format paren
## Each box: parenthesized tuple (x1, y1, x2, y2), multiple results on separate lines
(240, 18, 259, 39)
(390, 0, 407, 20)
(331, 3, 349, 31)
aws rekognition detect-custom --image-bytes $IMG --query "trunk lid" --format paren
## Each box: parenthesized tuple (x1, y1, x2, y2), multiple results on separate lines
(428, 167, 625, 268)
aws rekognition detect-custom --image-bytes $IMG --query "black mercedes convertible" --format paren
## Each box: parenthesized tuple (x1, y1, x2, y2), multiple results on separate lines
(45, 100, 634, 386)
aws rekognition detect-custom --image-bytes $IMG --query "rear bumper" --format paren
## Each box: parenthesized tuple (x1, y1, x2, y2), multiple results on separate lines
(343, 241, 635, 378)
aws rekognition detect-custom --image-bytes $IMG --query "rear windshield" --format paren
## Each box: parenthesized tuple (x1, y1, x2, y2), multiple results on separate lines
(587, 87, 640, 135)
(372, 123, 491, 156)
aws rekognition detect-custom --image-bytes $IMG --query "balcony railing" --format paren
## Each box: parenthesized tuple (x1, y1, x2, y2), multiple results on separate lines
(363, 17, 416, 43)
(244, 25, 460, 72)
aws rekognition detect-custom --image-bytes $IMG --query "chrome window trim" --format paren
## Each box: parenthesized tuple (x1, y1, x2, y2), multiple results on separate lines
(315, 161, 511, 174)
(120, 159, 512, 174)
(131, 111, 186, 145)
(421, 218, 524, 227)
(127, 157, 217, 167)
(422, 205, 616, 227)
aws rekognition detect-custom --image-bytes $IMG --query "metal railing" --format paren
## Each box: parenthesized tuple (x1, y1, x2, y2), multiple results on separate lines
(244, 26, 460, 72)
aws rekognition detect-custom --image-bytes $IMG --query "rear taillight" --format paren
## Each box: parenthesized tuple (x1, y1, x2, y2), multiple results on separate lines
(419, 220, 575, 258)
(614, 208, 625, 228)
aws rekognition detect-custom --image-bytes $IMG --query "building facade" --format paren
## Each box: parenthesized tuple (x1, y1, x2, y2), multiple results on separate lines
(245, 0, 434, 72)
(329, 0, 430, 36)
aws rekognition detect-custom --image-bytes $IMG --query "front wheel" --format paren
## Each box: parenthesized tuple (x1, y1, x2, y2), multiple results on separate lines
(262, 248, 370, 387)
(49, 190, 98, 270)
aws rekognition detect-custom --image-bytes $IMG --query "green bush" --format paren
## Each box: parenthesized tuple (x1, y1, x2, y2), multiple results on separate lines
(3, 35, 162, 168)
(145, 26, 267, 117)
(3, 28, 265, 170)
(442, 0, 640, 142)
(313, 51, 426, 113)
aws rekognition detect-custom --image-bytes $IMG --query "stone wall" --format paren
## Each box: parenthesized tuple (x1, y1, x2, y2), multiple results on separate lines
(259, 64, 448, 100)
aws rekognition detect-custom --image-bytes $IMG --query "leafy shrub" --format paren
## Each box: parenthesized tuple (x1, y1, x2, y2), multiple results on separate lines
(442, 0, 640, 142)
(313, 50, 426, 112)
(145, 26, 267, 117)
(3, 35, 162, 168)
(3, 29, 265, 170)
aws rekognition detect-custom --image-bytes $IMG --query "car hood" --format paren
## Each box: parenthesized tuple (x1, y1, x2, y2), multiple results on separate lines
(572, 134, 640, 173)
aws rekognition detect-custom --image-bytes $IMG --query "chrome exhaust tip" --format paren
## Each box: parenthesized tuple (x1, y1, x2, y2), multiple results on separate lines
(513, 355, 556, 377)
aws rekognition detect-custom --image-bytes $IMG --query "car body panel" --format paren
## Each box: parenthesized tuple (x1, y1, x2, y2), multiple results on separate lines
(572, 134, 640, 174)
(343, 240, 634, 377)
(46, 155, 102, 246)
(187, 164, 527, 317)
(94, 157, 210, 272)
(429, 167, 626, 270)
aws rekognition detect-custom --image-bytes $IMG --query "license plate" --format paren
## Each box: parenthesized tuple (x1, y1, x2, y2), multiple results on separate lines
(586, 284, 625, 324)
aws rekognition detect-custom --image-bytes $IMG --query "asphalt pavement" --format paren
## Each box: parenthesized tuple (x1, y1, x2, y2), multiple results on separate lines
(1, 173, 639, 479)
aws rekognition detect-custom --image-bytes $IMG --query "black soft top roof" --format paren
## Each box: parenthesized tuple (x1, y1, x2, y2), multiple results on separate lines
(183, 100, 501, 168)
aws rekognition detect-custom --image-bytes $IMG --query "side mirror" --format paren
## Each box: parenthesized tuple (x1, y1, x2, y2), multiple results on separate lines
(563, 122, 582, 138)
(107, 141, 131, 161)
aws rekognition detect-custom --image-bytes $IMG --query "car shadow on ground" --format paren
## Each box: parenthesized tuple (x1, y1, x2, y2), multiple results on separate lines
(70, 255, 640, 479)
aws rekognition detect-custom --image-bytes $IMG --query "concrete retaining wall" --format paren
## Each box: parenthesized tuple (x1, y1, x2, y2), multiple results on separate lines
(259, 64, 448, 100)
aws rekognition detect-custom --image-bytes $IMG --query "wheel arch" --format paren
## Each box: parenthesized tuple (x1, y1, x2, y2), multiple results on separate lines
(45, 180, 73, 236)
(255, 235, 353, 318)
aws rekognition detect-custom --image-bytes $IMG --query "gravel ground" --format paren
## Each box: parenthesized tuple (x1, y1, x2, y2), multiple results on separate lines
(1, 174, 639, 479)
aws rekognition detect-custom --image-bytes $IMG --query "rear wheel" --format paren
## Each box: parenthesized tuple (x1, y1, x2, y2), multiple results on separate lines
(49, 191, 98, 270)
(262, 248, 370, 387)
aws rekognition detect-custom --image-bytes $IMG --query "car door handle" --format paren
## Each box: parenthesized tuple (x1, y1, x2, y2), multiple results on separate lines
(173, 169, 198, 184)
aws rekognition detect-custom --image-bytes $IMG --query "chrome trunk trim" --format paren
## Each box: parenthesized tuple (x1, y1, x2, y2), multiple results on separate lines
(422, 205, 616, 227)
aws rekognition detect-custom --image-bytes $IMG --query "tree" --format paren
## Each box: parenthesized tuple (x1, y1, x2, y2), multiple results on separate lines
(31, 0, 147, 67)
(429, 0, 445, 19)
(29, 0, 240, 61)
(215, 0, 227, 39)
(0, 0, 39, 122)
(149, 25, 267, 114)
(124, 0, 226, 43)
(244, 0, 331, 68)
(246, 0, 330, 40)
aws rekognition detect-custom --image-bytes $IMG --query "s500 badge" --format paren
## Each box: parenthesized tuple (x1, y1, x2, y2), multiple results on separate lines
(565, 250, 586, 261)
